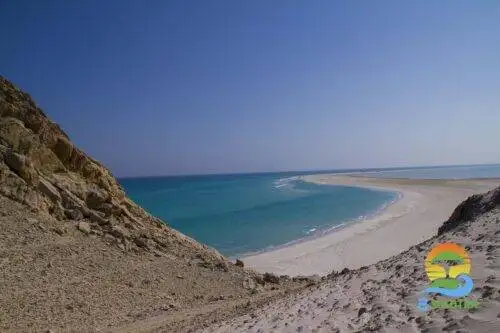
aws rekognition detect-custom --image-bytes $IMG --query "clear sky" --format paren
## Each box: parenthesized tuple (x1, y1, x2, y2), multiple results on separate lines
(1, 1, 499, 177)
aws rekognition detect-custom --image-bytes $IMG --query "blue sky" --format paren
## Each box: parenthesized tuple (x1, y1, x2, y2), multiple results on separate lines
(1, 1, 499, 176)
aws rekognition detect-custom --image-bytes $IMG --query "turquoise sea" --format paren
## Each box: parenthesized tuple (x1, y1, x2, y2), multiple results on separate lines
(120, 164, 500, 257)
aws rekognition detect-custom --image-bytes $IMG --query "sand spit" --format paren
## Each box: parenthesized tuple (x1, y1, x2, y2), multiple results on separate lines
(243, 175, 500, 276)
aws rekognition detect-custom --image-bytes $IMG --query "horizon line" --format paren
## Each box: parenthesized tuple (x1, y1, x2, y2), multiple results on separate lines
(116, 162, 500, 180)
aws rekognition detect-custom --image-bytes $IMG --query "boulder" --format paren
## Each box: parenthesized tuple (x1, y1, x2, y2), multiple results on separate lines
(77, 221, 91, 234)
(0, 117, 28, 150)
(5, 151, 37, 184)
(86, 189, 109, 210)
(235, 259, 244, 267)
(5, 151, 26, 173)
(37, 178, 61, 202)
(61, 190, 84, 210)
(82, 161, 99, 178)
(0, 164, 29, 201)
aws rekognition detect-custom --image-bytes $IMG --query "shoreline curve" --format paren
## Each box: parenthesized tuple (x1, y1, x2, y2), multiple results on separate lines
(242, 175, 500, 276)
(237, 180, 403, 260)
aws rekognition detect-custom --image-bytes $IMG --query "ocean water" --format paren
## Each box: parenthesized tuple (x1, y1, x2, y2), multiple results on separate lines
(120, 164, 500, 257)
(120, 172, 397, 257)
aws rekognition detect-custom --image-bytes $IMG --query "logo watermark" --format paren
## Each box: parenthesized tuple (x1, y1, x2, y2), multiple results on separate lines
(416, 242, 479, 311)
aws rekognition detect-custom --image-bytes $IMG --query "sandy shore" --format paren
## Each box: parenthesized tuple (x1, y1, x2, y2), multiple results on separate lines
(243, 175, 500, 276)
(206, 199, 500, 333)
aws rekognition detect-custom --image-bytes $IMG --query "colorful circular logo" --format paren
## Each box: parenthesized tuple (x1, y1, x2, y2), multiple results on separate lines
(417, 242, 477, 311)
(425, 242, 471, 287)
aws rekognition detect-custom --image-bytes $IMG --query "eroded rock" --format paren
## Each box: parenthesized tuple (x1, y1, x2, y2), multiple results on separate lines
(38, 178, 61, 202)
(111, 225, 130, 239)
(439, 187, 500, 235)
(86, 189, 109, 211)
(5, 151, 37, 184)
(0, 75, 228, 262)
(88, 210, 108, 226)
(53, 137, 73, 163)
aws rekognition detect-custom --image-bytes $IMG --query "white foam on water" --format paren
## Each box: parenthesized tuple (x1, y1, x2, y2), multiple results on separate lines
(306, 228, 317, 235)
(273, 176, 300, 189)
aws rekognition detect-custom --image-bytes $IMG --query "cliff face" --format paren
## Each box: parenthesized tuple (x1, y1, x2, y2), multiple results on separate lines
(0, 75, 222, 264)
(0, 76, 311, 332)
(0, 76, 309, 333)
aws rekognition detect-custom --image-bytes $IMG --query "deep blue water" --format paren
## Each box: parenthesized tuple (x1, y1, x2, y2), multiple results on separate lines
(120, 172, 396, 257)
(119, 164, 500, 257)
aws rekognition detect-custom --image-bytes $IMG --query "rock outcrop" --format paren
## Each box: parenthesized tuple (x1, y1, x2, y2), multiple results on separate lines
(0, 75, 224, 264)
(438, 185, 500, 235)
(0, 76, 314, 333)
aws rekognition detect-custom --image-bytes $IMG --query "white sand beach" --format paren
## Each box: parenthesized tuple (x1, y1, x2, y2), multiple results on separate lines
(243, 175, 500, 276)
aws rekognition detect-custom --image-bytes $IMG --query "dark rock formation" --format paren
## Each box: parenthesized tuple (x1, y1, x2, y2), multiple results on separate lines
(438, 186, 500, 235)
(263, 272, 280, 284)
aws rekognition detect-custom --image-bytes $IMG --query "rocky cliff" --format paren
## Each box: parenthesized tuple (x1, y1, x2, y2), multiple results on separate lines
(0, 75, 224, 265)
(0, 75, 313, 332)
